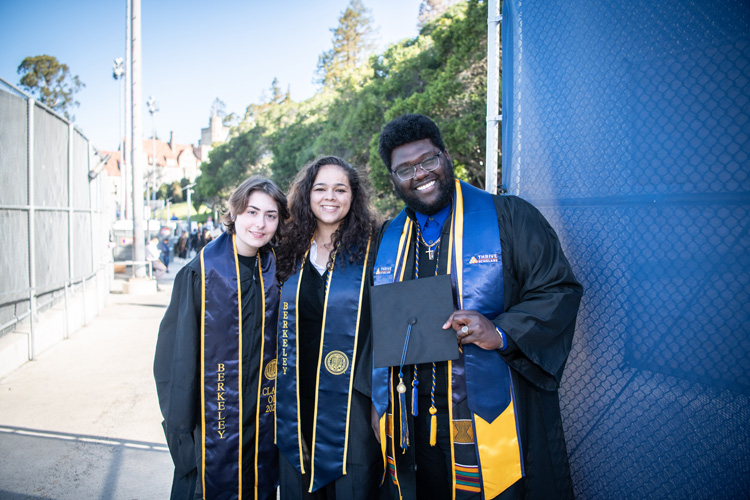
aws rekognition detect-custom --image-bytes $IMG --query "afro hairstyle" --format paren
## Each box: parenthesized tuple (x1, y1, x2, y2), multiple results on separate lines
(378, 113, 446, 171)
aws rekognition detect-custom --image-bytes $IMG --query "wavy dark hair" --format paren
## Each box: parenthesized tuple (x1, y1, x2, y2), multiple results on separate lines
(220, 176, 289, 249)
(276, 156, 377, 283)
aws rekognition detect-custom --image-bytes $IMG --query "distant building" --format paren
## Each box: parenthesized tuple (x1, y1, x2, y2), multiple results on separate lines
(101, 109, 231, 218)
(145, 131, 202, 185)
(101, 133, 202, 218)
(199, 108, 230, 162)
(104, 133, 201, 182)
(101, 152, 125, 219)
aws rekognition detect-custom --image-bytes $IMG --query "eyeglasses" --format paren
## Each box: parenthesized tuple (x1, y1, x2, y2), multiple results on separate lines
(392, 151, 443, 181)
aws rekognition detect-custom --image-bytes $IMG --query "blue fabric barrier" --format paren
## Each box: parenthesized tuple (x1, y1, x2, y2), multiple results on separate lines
(502, 1, 750, 498)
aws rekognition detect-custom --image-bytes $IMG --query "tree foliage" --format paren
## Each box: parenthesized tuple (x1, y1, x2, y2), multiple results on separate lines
(193, 125, 269, 210)
(195, 0, 494, 217)
(17, 55, 85, 120)
(316, 0, 376, 88)
(418, 0, 451, 29)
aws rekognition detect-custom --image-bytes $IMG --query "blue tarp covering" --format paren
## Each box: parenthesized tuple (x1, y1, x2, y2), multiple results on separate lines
(502, 1, 749, 498)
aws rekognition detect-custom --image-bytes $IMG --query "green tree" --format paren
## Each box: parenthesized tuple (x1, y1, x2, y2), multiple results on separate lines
(157, 183, 169, 200)
(268, 114, 325, 189)
(169, 181, 184, 203)
(193, 125, 268, 210)
(316, 0, 376, 88)
(268, 77, 290, 104)
(211, 97, 226, 117)
(17, 55, 85, 120)
(191, 0, 494, 217)
(371, 0, 490, 189)
(208, 97, 236, 127)
(418, 0, 451, 29)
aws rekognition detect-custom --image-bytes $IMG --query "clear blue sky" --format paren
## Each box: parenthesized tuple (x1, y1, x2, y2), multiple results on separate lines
(0, 0, 424, 151)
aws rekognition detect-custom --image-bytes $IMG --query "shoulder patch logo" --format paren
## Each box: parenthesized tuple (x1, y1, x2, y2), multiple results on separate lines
(468, 253, 499, 264)
(374, 266, 393, 276)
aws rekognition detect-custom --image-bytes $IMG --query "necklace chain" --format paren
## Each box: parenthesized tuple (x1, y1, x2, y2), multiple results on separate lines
(416, 225, 440, 261)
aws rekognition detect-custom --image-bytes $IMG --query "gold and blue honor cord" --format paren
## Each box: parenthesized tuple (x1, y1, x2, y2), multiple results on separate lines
(414, 224, 440, 447)
(395, 224, 443, 451)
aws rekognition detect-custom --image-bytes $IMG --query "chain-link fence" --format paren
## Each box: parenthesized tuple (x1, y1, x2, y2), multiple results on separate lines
(0, 78, 113, 363)
(502, 0, 749, 498)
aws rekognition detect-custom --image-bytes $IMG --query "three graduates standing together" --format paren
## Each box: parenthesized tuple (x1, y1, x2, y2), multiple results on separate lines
(154, 114, 583, 500)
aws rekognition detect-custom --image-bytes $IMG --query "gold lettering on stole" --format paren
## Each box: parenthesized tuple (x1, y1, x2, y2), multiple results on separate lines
(263, 385, 276, 413)
(217, 363, 226, 438)
(281, 302, 289, 375)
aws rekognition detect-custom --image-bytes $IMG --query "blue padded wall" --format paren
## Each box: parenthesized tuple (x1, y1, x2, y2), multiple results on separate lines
(502, 1, 749, 498)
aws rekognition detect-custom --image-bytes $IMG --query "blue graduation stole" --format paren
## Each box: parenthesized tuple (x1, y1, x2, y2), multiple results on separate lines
(276, 239, 371, 492)
(200, 231, 279, 500)
(372, 180, 523, 498)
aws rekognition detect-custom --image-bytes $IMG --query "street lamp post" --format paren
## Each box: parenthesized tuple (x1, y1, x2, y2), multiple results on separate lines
(146, 95, 158, 220)
(165, 196, 172, 226)
(112, 57, 126, 219)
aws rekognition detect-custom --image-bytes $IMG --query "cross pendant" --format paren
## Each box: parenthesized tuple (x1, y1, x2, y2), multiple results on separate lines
(427, 246, 435, 260)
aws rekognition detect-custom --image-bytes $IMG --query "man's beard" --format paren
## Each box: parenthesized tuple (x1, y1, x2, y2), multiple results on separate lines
(393, 164, 455, 216)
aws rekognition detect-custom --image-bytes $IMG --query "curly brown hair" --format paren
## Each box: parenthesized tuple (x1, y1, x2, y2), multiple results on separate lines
(276, 156, 377, 283)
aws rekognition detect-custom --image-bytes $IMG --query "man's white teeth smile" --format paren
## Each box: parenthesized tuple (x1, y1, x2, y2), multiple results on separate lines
(416, 180, 436, 191)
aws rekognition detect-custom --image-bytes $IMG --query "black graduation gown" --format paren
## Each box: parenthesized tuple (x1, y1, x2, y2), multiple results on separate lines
(377, 195, 583, 500)
(278, 253, 384, 500)
(153, 253, 269, 499)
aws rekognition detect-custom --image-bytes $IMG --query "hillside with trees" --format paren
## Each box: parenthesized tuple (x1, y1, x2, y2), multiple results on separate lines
(195, 0, 495, 216)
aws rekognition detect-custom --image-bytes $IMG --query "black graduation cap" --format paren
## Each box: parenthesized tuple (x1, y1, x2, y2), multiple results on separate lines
(370, 274, 459, 368)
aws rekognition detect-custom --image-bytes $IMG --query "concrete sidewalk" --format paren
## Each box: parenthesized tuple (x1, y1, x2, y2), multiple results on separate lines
(0, 258, 190, 499)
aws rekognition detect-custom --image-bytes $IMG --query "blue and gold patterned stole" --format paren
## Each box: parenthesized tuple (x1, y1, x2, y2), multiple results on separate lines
(372, 180, 523, 498)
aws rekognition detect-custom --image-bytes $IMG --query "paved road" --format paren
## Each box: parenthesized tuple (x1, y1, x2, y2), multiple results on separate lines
(0, 259, 188, 499)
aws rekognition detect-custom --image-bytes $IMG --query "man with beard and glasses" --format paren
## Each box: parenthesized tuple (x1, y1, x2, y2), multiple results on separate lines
(370, 114, 583, 500)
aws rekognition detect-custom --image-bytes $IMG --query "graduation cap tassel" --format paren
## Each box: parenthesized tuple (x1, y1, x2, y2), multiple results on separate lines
(412, 367, 419, 417)
(398, 376, 409, 450)
(397, 319, 415, 450)
(429, 408, 437, 446)
(429, 362, 438, 446)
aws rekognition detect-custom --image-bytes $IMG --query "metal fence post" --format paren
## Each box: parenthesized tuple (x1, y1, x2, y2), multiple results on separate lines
(90, 161, 98, 318)
(27, 98, 36, 360)
(485, 0, 502, 194)
(68, 122, 79, 331)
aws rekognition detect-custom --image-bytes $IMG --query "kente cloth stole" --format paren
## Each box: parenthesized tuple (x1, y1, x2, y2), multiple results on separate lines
(372, 180, 523, 498)
(276, 238, 371, 493)
(200, 232, 279, 500)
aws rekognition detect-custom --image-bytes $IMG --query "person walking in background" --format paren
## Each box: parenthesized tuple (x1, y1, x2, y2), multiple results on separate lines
(146, 237, 167, 279)
(177, 231, 188, 259)
(189, 228, 199, 257)
(154, 176, 289, 499)
(275, 157, 384, 499)
(159, 237, 171, 272)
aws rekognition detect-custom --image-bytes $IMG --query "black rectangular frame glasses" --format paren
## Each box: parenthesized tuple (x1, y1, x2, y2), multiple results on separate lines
(392, 151, 444, 181)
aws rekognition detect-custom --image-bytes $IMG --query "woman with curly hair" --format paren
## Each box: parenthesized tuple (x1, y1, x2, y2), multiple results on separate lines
(276, 156, 384, 499)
